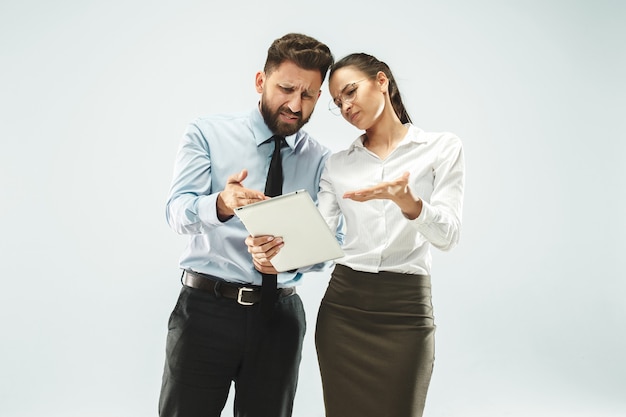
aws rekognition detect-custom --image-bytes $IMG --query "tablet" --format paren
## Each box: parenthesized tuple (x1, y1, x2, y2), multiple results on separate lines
(234, 189, 344, 272)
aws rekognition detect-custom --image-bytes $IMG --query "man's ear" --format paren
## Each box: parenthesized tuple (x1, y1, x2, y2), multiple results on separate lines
(255, 71, 265, 94)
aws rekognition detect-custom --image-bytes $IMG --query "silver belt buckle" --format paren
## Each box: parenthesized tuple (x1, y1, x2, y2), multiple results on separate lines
(237, 287, 255, 306)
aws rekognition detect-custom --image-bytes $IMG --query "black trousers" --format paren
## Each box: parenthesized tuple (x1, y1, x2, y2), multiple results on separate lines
(159, 283, 306, 417)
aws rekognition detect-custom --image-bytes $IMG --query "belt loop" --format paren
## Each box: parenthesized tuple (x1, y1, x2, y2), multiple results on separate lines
(213, 280, 222, 298)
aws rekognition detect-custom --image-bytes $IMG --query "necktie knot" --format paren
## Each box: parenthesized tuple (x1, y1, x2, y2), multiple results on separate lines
(266, 135, 285, 147)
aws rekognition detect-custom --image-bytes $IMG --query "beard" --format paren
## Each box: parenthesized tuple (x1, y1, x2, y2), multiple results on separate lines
(259, 97, 312, 137)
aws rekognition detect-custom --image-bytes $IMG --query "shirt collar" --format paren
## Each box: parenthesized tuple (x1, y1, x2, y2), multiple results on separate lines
(348, 123, 427, 153)
(251, 106, 298, 149)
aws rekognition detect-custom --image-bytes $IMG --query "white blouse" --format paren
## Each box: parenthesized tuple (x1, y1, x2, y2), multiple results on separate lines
(318, 124, 465, 275)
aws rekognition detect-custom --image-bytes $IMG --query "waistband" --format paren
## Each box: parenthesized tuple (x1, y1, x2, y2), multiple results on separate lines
(183, 270, 296, 306)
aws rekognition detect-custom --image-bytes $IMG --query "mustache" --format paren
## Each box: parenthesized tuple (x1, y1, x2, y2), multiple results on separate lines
(279, 105, 302, 117)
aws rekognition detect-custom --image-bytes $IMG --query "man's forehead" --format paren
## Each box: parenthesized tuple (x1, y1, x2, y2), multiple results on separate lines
(267, 61, 322, 87)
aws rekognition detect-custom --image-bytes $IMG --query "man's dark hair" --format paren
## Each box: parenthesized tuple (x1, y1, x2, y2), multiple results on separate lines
(264, 33, 334, 82)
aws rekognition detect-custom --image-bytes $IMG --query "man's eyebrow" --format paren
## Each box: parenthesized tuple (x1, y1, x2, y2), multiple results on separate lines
(278, 83, 317, 95)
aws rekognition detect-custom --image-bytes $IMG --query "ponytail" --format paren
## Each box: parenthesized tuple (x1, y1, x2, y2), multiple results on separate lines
(387, 77, 412, 124)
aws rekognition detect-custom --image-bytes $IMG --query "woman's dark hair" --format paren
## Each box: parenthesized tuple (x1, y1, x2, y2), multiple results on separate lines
(330, 53, 412, 124)
(264, 33, 334, 83)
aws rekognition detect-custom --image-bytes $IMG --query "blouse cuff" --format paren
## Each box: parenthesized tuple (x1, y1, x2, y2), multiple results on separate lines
(410, 199, 437, 225)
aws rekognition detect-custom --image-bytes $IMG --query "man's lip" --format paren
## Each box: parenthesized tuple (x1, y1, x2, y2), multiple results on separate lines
(280, 112, 300, 123)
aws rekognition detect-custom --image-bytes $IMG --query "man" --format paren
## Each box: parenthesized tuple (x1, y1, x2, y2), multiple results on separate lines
(159, 33, 334, 417)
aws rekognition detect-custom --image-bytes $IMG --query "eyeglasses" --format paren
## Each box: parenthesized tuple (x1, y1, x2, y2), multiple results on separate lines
(328, 79, 366, 116)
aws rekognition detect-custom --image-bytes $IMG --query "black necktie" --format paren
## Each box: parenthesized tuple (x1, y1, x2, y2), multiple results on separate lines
(264, 135, 284, 197)
(261, 135, 285, 318)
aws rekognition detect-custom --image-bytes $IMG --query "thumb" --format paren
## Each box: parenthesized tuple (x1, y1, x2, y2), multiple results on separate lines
(237, 169, 249, 183)
(228, 169, 248, 185)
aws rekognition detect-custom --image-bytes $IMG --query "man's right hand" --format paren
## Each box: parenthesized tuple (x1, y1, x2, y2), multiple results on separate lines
(216, 169, 267, 221)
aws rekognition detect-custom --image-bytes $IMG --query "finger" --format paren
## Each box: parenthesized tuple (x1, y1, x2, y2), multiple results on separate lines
(251, 240, 284, 259)
(266, 240, 284, 258)
(233, 188, 267, 207)
(246, 238, 283, 257)
(239, 195, 266, 206)
(245, 235, 275, 248)
(252, 258, 269, 272)
(343, 193, 368, 202)
(251, 252, 272, 264)
(252, 257, 278, 274)
(344, 188, 375, 198)
(343, 190, 364, 199)
(344, 184, 379, 197)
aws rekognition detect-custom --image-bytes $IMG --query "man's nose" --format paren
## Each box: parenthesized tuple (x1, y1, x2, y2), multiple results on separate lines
(287, 94, 302, 113)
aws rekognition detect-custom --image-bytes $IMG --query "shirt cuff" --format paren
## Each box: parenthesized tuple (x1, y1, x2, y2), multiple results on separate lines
(197, 193, 228, 227)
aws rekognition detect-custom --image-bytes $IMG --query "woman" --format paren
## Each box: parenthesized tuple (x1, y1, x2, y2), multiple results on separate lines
(314, 53, 465, 417)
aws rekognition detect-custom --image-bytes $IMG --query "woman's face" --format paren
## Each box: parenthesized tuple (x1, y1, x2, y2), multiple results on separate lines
(328, 67, 386, 130)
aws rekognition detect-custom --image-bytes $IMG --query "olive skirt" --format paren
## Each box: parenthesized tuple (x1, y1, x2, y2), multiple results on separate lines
(315, 264, 436, 417)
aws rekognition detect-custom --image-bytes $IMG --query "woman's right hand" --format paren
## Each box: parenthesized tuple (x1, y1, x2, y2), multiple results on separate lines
(343, 172, 423, 219)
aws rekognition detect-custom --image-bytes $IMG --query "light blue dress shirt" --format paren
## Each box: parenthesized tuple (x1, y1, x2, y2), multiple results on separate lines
(166, 107, 334, 287)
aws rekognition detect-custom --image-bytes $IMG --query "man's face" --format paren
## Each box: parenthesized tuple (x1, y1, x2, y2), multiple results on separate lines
(256, 60, 323, 137)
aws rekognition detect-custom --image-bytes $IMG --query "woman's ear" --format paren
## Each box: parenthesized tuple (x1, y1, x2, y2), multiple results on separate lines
(376, 71, 389, 93)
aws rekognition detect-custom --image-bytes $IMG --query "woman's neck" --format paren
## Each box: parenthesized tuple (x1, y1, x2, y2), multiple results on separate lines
(364, 109, 409, 159)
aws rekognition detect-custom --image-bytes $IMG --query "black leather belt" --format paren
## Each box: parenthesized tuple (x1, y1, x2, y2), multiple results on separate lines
(183, 270, 296, 306)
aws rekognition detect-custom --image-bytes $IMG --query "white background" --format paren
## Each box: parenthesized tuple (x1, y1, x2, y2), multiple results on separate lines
(1, 1, 625, 416)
